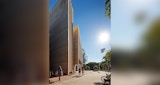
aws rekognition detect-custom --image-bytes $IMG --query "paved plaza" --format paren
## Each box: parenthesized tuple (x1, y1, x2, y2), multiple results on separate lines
(49, 71, 108, 85)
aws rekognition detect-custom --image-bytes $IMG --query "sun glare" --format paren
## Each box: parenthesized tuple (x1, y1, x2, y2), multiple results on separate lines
(99, 32, 110, 44)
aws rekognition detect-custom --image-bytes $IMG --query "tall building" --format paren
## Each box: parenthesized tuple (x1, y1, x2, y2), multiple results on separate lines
(73, 26, 83, 71)
(68, 0, 74, 75)
(50, 0, 83, 75)
(50, 0, 70, 75)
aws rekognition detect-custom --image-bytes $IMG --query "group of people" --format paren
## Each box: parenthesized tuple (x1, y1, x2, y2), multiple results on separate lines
(57, 66, 85, 81)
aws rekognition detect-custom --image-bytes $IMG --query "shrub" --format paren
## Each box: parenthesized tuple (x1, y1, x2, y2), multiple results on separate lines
(85, 65, 90, 70)
(93, 65, 98, 71)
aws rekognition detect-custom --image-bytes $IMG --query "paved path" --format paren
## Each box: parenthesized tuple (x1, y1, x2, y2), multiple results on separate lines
(49, 71, 108, 85)
(112, 71, 160, 85)
(49, 72, 78, 83)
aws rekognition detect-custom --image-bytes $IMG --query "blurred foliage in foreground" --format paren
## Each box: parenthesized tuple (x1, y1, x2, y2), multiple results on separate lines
(112, 17, 160, 71)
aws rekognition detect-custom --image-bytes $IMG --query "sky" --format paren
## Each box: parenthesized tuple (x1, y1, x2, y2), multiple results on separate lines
(50, 0, 111, 63)
(112, 0, 160, 50)
(49, 0, 58, 11)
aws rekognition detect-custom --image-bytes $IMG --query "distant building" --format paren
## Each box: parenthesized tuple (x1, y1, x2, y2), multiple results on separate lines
(50, 0, 83, 75)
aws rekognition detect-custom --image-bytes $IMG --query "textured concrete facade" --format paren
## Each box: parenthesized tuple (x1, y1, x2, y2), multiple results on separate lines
(50, 0, 69, 75)
(73, 26, 83, 70)
(68, 0, 74, 74)
(50, 0, 83, 75)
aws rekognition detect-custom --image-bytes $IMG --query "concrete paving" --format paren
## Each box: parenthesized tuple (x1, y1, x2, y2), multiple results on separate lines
(49, 71, 108, 85)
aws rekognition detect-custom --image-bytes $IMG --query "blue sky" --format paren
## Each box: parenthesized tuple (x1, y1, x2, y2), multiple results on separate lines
(72, 0, 111, 63)
(50, 0, 111, 63)
(112, 0, 160, 51)
(49, 0, 58, 11)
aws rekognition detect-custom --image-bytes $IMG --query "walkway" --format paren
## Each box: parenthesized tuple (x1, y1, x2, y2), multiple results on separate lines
(49, 71, 108, 85)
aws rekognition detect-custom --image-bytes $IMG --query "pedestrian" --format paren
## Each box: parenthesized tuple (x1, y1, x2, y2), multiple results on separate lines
(58, 66, 62, 81)
(78, 68, 81, 76)
(82, 67, 84, 75)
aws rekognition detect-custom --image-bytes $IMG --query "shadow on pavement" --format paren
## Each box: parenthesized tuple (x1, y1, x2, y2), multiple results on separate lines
(72, 75, 81, 78)
(49, 82, 54, 84)
(94, 82, 104, 85)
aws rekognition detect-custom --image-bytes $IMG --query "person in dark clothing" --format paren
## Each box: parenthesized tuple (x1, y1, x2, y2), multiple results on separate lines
(78, 68, 81, 76)
(58, 66, 62, 81)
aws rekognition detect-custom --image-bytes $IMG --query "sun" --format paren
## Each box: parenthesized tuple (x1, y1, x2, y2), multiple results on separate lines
(99, 32, 110, 44)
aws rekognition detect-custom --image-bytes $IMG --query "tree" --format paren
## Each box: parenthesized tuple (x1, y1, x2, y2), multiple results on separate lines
(105, 0, 111, 18)
(86, 62, 99, 70)
(85, 65, 90, 70)
(103, 50, 111, 71)
(82, 49, 87, 64)
(141, 18, 160, 70)
(144, 18, 160, 54)
(103, 50, 111, 61)
(93, 65, 99, 71)
(100, 61, 107, 71)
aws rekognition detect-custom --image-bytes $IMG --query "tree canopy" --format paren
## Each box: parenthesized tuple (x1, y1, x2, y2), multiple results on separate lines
(105, 0, 111, 18)
(102, 50, 111, 71)
(144, 18, 160, 54)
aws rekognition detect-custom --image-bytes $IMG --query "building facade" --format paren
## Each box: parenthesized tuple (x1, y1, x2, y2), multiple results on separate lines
(50, 0, 83, 75)
(73, 26, 83, 71)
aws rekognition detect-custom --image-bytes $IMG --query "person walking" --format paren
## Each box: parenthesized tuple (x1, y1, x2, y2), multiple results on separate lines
(78, 68, 81, 76)
(58, 66, 62, 81)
